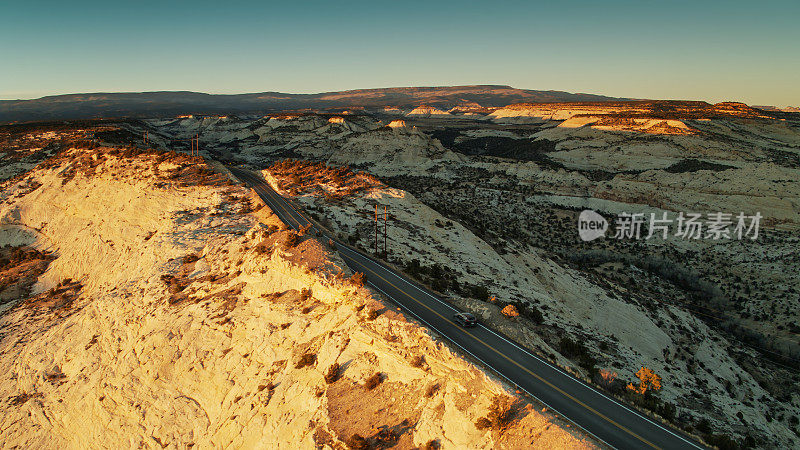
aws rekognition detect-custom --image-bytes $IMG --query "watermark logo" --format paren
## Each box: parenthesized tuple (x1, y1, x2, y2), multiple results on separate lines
(577, 210, 762, 241)
(578, 210, 608, 242)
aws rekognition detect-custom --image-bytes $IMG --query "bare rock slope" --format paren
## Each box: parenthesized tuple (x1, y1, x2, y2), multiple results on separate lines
(0, 143, 593, 449)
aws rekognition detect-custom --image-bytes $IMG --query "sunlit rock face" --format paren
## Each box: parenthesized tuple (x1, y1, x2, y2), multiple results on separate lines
(406, 106, 452, 118)
(387, 119, 407, 128)
(382, 106, 403, 115)
(328, 116, 346, 124)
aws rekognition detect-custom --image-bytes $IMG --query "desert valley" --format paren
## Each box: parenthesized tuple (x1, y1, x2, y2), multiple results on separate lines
(1, 89, 798, 448)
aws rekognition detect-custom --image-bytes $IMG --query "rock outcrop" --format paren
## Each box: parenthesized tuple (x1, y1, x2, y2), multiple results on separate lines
(0, 143, 593, 449)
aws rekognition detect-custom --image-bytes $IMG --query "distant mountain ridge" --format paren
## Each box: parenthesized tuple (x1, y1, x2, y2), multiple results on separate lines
(0, 85, 626, 123)
(753, 105, 800, 113)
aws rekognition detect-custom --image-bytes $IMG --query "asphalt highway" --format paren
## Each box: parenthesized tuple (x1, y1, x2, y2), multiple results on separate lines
(228, 166, 705, 450)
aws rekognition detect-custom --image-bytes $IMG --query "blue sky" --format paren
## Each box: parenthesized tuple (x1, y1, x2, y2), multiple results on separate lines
(2, 0, 798, 105)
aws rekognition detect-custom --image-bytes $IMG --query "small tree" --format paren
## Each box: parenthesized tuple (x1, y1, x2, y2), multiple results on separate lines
(471, 285, 490, 301)
(347, 434, 370, 450)
(364, 372, 383, 390)
(627, 366, 662, 395)
(424, 383, 440, 398)
(423, 439, 441, 450)
(295, 353, 317, 369)
(284, 231, 300, 249)
(324, 363, 340, 384)
(366, 308, 380, 320)
(475, 395, 515, 431)
(596, 369, 618, 387)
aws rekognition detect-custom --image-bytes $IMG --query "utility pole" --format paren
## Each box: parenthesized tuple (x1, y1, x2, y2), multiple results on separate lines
(374, 204, 378, 255)
(384, 206, 388, 257)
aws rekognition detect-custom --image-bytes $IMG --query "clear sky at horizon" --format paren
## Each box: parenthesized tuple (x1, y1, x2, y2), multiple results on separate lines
(2, 0, 799, 106)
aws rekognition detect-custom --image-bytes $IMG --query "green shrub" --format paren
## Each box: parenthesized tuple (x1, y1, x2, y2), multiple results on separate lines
(512, 301, 544, 324)
(559, 337, 597, 372)
(705, 433, 740, 450)
(696, 418, 711, 434)
(470, 284, 490, 301)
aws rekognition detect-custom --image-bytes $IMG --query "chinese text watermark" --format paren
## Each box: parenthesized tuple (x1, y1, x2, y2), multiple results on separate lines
(578, 210, 761, 242)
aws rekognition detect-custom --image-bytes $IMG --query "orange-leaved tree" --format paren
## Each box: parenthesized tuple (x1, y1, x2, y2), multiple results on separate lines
(627, 366, 662, 395)
(501, 304, 520, 318)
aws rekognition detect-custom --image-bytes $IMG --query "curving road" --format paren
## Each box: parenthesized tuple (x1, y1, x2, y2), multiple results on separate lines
(228, 166, 705, 450)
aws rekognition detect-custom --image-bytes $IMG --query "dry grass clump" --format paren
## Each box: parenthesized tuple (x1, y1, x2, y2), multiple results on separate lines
(8, 392, 43, 406)
(269, 159, 380, 198)
(372, 427, 399, 447)
(254, 242, 270, 254)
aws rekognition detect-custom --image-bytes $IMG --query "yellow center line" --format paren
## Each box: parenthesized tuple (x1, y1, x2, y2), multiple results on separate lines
(349, 255, 660, 450)
(246, 174, 303, 229)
